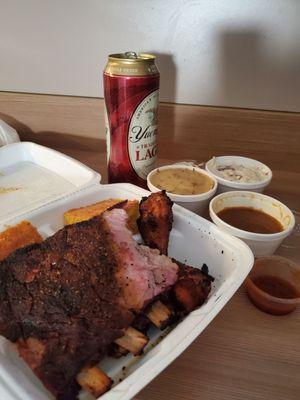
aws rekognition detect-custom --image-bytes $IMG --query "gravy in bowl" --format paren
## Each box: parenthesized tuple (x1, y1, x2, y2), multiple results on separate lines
(150, 168, 214, 196)
(217, 207, 283, 234)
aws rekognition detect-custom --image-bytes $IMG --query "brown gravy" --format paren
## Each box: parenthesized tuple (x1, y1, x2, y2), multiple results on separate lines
(253, 275, 299, 299)
(217, 207, 283, 234)
(150, 168, 214, 195)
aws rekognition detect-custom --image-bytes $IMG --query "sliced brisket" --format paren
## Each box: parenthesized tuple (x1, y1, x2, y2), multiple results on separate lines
(0, 208, 178, 399)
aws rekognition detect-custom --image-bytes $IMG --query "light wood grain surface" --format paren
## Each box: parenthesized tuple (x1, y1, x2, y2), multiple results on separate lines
(1, 92, 300, 400)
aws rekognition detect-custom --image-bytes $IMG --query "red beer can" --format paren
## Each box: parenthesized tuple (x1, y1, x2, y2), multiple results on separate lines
(103, 52, 159, 188)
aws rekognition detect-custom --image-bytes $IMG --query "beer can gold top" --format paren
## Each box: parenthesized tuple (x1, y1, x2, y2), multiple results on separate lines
(105, 52, 159, 76)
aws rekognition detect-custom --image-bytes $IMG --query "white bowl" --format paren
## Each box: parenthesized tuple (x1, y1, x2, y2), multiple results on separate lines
(147, 164, 218, 215)
(209, 191, 295, 256)
(205, 156, 272, 193)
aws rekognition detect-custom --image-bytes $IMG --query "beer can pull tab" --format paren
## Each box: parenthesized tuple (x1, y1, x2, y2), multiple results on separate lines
(125, 51, 138, 59)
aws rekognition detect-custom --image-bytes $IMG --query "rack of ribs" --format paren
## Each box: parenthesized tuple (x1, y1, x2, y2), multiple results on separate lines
(0, 192, 213, 399)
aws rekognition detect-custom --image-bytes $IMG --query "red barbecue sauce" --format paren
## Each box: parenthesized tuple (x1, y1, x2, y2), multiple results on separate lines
(253, 275, 299, 299)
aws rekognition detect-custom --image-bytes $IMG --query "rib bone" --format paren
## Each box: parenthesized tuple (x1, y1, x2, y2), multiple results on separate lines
(147, 300, 174, 329)
(77, 366, 113, 398)
(114, 327, 149, 355)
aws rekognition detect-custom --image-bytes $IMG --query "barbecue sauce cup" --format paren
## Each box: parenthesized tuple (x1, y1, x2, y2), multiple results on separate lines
(246, 256, 300, 315)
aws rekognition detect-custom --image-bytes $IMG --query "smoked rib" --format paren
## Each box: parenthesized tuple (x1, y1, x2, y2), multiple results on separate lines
(0, 208, 178, 399)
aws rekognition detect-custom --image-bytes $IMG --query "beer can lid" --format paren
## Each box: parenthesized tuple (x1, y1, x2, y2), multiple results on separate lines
(105, 52, 159, 76)
(108, 52, 156, 62)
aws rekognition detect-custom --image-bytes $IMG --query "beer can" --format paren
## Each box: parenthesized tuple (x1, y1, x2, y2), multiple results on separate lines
(103, 52, 159, 188)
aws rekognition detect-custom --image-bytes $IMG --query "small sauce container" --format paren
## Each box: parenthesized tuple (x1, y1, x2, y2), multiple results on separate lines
(209, 191, 295, 256)
(205, 156, 272, 194)
(246, 256, 300, 315)
(147, 164, 217, 215)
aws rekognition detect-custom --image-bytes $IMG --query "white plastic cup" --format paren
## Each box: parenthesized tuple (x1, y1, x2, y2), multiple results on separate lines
(147, 164, 218, 215)
(209, 191, 295, 257)
(205, 156, 272, 194)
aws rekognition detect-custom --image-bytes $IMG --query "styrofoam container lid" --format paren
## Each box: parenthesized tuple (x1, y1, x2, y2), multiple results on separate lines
(0, 142, 100, 226)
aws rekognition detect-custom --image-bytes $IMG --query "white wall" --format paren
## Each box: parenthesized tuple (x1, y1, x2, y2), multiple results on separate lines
(0, 0, 299, 111)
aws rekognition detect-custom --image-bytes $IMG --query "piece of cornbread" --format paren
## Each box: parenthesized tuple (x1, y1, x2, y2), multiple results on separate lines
(63, 199, 139, 234)
(0, 221, 43, 261)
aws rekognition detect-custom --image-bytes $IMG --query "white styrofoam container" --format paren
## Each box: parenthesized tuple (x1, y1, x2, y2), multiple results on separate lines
(0, 142, 100, 227)
(0, 143, 254, 400)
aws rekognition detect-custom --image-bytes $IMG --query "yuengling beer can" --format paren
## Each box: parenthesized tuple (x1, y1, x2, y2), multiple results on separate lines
(103, 52, 159, 188)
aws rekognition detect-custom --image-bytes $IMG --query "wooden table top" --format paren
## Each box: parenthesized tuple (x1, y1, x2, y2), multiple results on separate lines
(20, 104, 300, 400)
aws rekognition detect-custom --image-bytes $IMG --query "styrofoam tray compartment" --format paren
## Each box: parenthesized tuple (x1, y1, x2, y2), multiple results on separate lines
(0, 142, 100, 226)
(0, 182, 254, 400)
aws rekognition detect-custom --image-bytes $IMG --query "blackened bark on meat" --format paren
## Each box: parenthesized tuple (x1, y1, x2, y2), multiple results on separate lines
(172, 261, 212, 313)
(0, 207, 179, 399)
(0, 216, 133, 399)
(137, 191, 173, 255)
